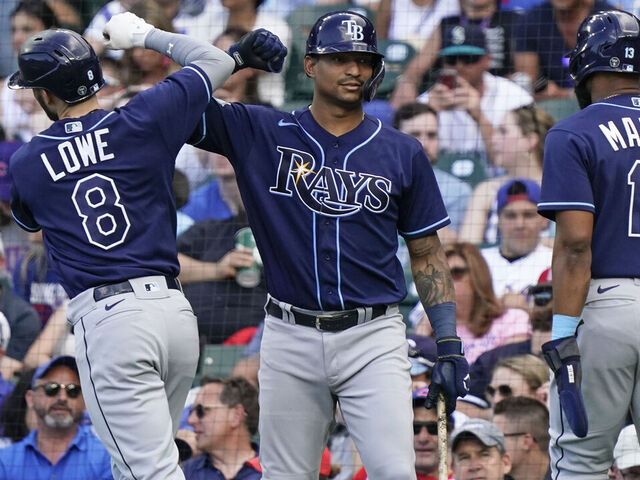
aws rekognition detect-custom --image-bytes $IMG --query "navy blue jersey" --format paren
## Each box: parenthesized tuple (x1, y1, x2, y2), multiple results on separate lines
(538, 94, 640, 278)
(191, 102, 450, 310)
(10, 66, 212, 298)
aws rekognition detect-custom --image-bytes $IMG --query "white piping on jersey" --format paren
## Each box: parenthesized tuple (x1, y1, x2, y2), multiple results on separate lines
(335, 118, 383, 309)
(538, 201, 595, 209)
(295, 119, 326, 309)
(400, 216, 450, 236)
(11, 212, 40, 232)
(592, 102, 640, 111)
(37, 111, 117, 140)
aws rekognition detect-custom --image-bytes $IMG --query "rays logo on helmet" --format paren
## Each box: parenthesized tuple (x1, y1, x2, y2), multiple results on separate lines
(341, 20, 364, 41)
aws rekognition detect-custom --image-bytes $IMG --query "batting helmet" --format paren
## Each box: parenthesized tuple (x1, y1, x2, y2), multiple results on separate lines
(8, 29, 104, 104)
(306, 11, 385, 102)
(568, 9, 640, 87)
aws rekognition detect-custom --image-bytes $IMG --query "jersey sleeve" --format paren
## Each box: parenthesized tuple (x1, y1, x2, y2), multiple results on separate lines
(538, 128, 595, 220)
(124, 65, 213, 155)
(397, 147, 451, 238)
(10, 175, 40, 232)
(188, 100, 260, 166)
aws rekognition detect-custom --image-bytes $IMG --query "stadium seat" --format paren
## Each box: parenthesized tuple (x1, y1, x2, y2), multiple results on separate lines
(196, 344, 246, 382)
(537, 97, 580, 122)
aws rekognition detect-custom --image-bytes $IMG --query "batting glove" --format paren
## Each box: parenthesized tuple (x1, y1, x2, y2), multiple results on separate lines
(103, 12, 153, 50)
(227, 28, 287, 74)
(425, 336, 470, 414)
(542, 336, 588, 438)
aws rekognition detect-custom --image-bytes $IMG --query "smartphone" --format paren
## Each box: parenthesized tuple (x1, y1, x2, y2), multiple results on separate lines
(438, 68, 457, 90)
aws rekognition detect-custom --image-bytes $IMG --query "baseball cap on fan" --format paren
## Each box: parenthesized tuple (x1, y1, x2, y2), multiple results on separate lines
(407, 334, 436, 376)
(0, 312, 10, 351)
(31, 355, 78, 388)
(450, 418, 506, 454)
(0, 140, 23, 201)
(614, 425, 640, 469)
(497, 178, 541, 213)
(440, 23, 487, 57)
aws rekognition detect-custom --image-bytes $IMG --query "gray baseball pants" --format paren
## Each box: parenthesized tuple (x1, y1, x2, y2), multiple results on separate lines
(258, 298, 416, 480)
(67, 276, 199, 480)
(549, 277, 640, 479)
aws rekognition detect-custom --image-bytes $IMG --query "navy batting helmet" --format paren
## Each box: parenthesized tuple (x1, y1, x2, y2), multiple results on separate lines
(568, 9, 640, 87)
(8, 29, 105, 104)
(306, 11, 385, 102)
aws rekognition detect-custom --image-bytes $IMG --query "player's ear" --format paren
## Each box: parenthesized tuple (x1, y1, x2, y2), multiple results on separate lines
(304, 55, 317, 79)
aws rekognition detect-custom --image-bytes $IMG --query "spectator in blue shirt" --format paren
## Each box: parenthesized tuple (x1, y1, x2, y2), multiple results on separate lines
(182, 376, 260, 480)
(0, 356, 111, 479)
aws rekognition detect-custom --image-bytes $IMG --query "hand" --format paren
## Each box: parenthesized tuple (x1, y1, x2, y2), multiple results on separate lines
(425, 336, 470, 414)
(227, 28, 287, 73)
(215, 248, 255, 279)
(451, 76, 481, 119)
(103, 12, 153, 50)
(389, 79, 418, 109)
(542, 336, 588, 437)
(426, 83, 456, 112)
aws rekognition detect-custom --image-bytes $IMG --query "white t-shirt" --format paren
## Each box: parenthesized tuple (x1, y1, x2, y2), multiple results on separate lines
(481, 243, 552, 297)
(418, 72, 533, 154)
(388, 0, 460, 50)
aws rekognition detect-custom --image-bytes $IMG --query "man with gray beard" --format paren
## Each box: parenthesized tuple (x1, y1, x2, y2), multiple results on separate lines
(0, 356, 112, 479)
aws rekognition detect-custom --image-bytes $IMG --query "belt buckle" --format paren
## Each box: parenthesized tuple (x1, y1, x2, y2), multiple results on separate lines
(315, 314, 333, 331)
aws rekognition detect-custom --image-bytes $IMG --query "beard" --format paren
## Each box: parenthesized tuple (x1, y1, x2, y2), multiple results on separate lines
(43, 412, 75, 429)
(33, 90, 59, 121)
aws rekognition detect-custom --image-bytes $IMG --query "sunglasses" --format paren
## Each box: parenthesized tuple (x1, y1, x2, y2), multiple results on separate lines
(450, 266, 469, 280)
(485, 384, 512, 398)
(34, 382, 82, 398)
(413, 421, 453, 435)
(443, 55, 482, 66)
(528, 286, 553, 307)
(190, 403, 227, 419)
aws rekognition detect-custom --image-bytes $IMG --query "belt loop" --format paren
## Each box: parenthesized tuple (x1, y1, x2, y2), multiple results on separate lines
(358, 307, 371, 325)
(278, 300, 296, 325)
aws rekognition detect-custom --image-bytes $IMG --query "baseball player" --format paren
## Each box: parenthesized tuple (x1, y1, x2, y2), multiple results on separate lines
(7, 14, 286, 480)
(537, 9, 640, 479)
(190, 10, 469, 480)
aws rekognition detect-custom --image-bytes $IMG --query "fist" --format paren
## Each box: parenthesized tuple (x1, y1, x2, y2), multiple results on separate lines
(103, 12, 153, 50)
(227, 28, 287, 73)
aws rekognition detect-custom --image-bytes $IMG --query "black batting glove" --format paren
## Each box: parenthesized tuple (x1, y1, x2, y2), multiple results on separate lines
(226, 28, 287, 73)
(542, 336, 589, 438)
(425, 336, 470, 414)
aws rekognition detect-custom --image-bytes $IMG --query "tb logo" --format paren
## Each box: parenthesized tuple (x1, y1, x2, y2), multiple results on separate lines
(341, 20, 364, 41)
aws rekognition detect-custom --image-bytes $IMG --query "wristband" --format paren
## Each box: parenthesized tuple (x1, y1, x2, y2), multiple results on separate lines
(551, 314, 580, 340)
(425, 302, 456, 340)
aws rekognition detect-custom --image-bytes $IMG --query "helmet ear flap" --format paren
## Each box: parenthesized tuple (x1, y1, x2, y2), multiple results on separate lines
(363, 59, 385, 102)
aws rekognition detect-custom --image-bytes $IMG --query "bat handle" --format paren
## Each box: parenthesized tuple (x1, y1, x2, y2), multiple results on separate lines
(437, 393, 448, 480)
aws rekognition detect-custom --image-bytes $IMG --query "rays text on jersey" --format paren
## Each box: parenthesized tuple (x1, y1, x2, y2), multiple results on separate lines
(269, 146, 391, 216)
(40, 128, 114, 181)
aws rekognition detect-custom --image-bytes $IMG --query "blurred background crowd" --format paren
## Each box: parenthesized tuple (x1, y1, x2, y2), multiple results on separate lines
(0, 0, 638, 479)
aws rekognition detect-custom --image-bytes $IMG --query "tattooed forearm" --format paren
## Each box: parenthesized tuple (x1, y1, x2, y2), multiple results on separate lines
(407, 234, 455, 308)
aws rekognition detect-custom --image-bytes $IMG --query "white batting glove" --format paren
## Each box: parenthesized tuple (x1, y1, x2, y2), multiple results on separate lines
(103, 12, 153, 50)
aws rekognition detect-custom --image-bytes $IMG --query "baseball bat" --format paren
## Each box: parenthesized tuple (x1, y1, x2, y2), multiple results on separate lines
(437, 393, 448, 480)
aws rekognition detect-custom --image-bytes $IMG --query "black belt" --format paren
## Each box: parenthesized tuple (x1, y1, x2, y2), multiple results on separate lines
(266, 298, 387, 332)
(93, 277, 182, 302)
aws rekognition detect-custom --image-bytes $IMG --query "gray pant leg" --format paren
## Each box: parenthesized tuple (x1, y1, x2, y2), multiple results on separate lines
(549, 279, 640, 479)
(333, 313, 416, 480)
(70, 278, 199, 480)
(258, 317, 335, 480)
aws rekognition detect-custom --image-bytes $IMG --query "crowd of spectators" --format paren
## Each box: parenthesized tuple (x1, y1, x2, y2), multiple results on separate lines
(0, 0, 639, 478)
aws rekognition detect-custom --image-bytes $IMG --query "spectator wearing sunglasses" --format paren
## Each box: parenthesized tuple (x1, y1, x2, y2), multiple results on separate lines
(182, 376, 260, 480)
(352, 386, 455, 480)
(487, 354, 549, 407)
(492, 396, 551, 480)
(0, 355, 111, 479)
(411, 242, 531, 364)
(480, 178, 552, 311)
(417, 23, 532, 188)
